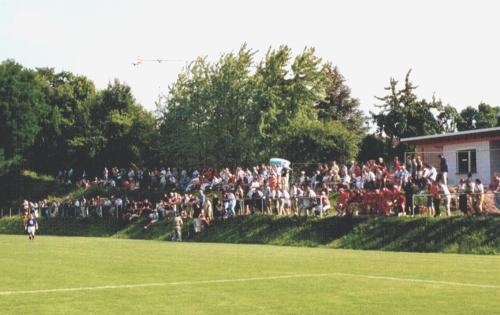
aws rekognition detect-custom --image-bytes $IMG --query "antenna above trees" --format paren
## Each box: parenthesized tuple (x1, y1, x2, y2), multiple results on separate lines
(132, 56, 186, 66)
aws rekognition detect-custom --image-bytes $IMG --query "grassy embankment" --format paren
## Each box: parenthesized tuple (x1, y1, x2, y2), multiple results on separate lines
(1, 214, 498, 255)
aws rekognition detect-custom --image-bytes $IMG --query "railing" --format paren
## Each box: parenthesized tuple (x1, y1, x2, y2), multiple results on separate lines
(410, 191, 497, 216)
(2, 191, 498, 219)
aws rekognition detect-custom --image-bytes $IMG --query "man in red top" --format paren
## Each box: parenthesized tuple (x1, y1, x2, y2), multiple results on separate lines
(393, 186, 406, 215)
(373, 189, 384, 215)
(337, 188, 349, 216)
(393, 156, 401, 172)
(362, 190, 374, 214)
(381, 188, 394, 215)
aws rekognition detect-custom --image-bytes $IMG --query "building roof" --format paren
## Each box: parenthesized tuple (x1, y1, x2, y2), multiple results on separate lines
(400, 126, 500, 144)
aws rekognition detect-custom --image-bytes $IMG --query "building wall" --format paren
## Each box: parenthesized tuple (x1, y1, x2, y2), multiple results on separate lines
(489, 140, 500, 179)
(415, 144, 443, 168)
(442, 140, 491, 186)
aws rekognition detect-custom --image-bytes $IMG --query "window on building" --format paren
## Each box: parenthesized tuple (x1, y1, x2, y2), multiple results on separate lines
(457, 149, 477, 174)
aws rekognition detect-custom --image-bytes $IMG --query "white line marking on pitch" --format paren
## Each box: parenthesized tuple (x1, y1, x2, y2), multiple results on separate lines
(0, 272, 498, 296)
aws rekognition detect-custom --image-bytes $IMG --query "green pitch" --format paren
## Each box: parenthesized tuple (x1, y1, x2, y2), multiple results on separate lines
(0, 235, 498, 314)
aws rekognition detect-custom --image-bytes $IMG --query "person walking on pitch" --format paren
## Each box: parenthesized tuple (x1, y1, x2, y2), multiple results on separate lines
(25, 213, 38, 241)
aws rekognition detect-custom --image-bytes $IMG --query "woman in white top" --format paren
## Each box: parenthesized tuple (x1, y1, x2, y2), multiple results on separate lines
(320, 190, 331, 216)
(474, 179, 484, 214)
(439, 182, 451, 216)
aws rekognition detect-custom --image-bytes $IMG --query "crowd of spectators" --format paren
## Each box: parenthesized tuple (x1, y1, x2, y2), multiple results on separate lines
(13, 155, 499, 240)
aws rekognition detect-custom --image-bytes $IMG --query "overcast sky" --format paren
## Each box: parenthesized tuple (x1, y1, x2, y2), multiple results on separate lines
(1, 0, 499, 114)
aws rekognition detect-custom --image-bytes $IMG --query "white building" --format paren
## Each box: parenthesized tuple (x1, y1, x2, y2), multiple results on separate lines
(400, 127, 500, 186)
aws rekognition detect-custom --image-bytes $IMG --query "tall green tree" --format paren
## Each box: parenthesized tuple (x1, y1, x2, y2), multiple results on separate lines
(30, 68, 97, 173)
(207, 46, 255, 166)
(285, 120, 360, 163)
(93, 80, 158, 168)
(253, 46, 332, 160)
(371, 70, 463, 157)
(457, 103, 500, 131)
(372, 70, 455, 141)
(157, 45, 361, 167)
(0, 60, 48, 174)
(316, 64, 365, 134)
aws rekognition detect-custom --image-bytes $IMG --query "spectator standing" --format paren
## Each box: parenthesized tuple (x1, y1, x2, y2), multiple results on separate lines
(173, 213, 183, 241)
(405, 155, 413, 177)
(474, 179, 484, 214)
(458, 179, 468, 215)
(439, 154, 449, 185)
(197, 190, 206, 208)
(225, 191, 236, 216)
(74, 199, 80, 217)
(193, 202, 202, 233)
(439, 176, 451, 216)
(403, 177, 418, 215)
(393, 156, 401, 172)
(431, 180, 442, 217)
(465, 178, 475, 215)
(320, 190, 330, 216)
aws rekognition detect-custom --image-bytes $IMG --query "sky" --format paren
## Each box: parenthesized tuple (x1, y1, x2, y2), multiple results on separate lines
(1, 0, 499, 115)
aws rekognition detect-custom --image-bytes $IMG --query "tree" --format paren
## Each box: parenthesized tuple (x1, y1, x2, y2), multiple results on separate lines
(316, 64, 365, 134)
(206, 46, 255, 166)
(357, 134, 387, 162)
(253, 46, 331, 160)
(93, 80, 158, 168)
(372, 70, 457, 142)
(285, 120, 360, 164)
(0, 60, 48, 174)
(157, 45, 358, 167)
(371, 70, 466, 158)
(29, 68, 97, 173)
(437, 103, 460, 133)
(457, 103, 500, 131)
(457, 106, 478, 131)
(158, 48, 255, 168)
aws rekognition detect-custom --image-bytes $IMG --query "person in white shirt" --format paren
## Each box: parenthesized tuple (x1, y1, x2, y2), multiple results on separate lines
(439, 180, 451, 216)
(25, 213, 38, 241)
(299, 171, 308, 186)
(474, 179, 485, 214)
(354, 176, 363, 189)
(342, 173, 351, 189)
(115, 197, 123, 217)
(320, 190, 331, 216)
(281, 188, 291, 215)
(173, 213, 183, 241)
(428, 166, 437, 182)
(74, 199, 81, 217)
(226, 191, 236, 216)
(423, 164, 437, 182)
(304, 187, 317, 216)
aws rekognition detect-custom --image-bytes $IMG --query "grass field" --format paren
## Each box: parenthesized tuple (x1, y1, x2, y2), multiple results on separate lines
(0, 235, 499, 314)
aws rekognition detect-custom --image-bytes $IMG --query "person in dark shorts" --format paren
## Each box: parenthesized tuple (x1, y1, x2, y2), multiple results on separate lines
(25, 213, 38, 240)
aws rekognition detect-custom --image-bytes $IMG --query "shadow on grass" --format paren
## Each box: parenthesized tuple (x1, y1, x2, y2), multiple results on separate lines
(1, 215, 499, 254)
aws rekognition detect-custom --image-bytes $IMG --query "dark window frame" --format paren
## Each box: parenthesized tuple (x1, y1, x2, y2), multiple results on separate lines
(456, 149, 477, 174)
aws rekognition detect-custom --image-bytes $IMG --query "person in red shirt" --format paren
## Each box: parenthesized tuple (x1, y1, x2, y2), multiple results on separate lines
(336, 188, 350, 216)
(372, 189, 384, 215)
(393, 186, 406, 215)
(430, 180, 442, 216)
(269, 174, 277, 191)
(362, 190, 376, 214)
(393, 156, 401, 172)
(381, 188, 394, 215)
